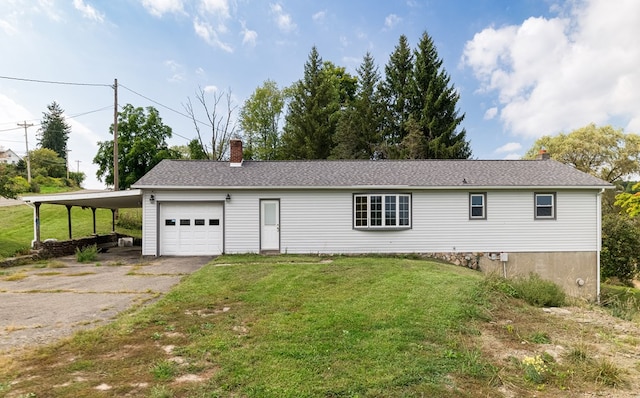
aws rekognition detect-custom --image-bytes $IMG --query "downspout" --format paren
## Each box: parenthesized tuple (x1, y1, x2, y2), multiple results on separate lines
(596, 189, 604, 304)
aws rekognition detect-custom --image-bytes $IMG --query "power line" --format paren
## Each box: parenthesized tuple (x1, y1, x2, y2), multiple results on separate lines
(0, 75, 111, 88)
(0, 106, 112, 133)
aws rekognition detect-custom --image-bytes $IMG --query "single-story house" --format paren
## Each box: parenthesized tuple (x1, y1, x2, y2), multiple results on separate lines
(130, 140, 612, 299)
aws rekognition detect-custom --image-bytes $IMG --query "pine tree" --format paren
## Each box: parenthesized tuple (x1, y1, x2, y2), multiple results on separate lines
(280, 46, 341, 159)
(331, 52, 384, 159)
(408, 31, 471, 159)
(37, 101, 71, 159)
(379, 35, 414, 158)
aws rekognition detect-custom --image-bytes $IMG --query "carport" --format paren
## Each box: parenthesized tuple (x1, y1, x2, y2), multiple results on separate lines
(21, 189, 142, 248)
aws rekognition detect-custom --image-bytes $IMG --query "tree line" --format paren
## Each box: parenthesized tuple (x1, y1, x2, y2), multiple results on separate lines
(239, 32, 471, 161)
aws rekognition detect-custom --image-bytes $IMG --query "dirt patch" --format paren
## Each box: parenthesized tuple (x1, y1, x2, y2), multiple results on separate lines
(475, 299, 640, 397)
(0, 248, 212, 354)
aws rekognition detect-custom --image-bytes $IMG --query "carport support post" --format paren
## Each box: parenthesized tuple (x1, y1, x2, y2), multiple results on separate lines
(34, 202, 41, 248)
(111, 209, 116, 232)
(91, 207, 97, 234)
(66, 205, 72, 239)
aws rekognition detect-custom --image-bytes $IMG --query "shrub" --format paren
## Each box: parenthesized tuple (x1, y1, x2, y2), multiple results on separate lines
(601, 213, 640, 284)
(76, 245, 98, 263)
(510, 273, 566, 307)
(117, 209, 143, 230)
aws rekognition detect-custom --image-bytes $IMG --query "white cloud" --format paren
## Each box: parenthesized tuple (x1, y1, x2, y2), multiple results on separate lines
(199, 0, 230, 18)
(484, 107, 498, 120)
(73, 0, 104, 23)
(462, 0, 640, 137)
(141, 0, 185, 17)
(502, 153, 521, 160)
(339, 35, 349, 48)
(240, 21, 257, 46)
(203, 85, 218, 93)
(0, 18, 18, 35)
(193, 16, 233, 52)
(312, 10, 326, 23)
(384, 14, 401, 29)
(270, 3, 296, 33)
(164, 60, 185, 82)
(494, 142, 522, 153)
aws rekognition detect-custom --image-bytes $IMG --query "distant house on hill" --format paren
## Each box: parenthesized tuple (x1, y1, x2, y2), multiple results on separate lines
(0, 148, 21, 165)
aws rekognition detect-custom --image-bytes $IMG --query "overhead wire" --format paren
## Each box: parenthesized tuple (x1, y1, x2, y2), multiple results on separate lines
(118, 83, 213, 142)
(1, 74, 215, 144)
(0, 75, 111, 88)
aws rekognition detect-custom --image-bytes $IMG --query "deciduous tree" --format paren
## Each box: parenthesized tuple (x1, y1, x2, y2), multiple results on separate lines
(524, 124, 640, 183)
(94, 104, 180, 189)
(239, 80, 285, 160)
(37, 101, 71, 159)
(29, 148, 66, 178)
(184, 87, 238, 161)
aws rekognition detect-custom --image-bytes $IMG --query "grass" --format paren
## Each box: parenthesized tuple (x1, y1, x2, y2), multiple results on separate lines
(601, 284, 640, 321)
(0, 205, 141, 259)
(75, 245, 98, 263)
(0, 255, 637, 397)
(0, 255, 497, 397)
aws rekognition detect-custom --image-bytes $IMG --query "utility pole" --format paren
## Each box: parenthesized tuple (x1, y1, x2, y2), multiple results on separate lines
(76, 160, 81, 173)
(17, 121, 33, 183)
(65, 149, 71, 179)
(113, 78, 119, 191)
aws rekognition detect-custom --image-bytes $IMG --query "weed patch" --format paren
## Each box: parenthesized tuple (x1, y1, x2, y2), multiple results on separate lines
(3, 272, 28, 281)
(75, 245, 98, 263)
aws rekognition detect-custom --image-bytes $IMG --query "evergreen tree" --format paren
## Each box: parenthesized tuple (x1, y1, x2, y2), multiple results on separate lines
(332, 52, 384, 159)
(379, 35, 414, 158)
(407, 31, 471, 159)
(37, 101, 71, 159)
(280, 46, 341, 159)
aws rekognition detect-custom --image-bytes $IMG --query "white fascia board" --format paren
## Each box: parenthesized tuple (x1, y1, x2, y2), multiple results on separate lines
(131, 185, 610, 191)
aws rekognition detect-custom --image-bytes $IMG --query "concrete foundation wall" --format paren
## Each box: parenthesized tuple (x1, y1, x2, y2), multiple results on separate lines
(478, 251, 598, 300)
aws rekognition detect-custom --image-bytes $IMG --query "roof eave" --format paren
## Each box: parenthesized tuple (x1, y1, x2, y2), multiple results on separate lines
(131, 185, 613, 190)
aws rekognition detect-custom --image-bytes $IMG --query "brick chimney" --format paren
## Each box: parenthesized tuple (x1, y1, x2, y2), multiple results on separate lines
(230, 139, 243, 167)
(536, 148, 550, 160)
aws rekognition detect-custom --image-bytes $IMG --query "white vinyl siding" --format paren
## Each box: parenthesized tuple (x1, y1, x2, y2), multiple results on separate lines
(141, 188, 600, 255)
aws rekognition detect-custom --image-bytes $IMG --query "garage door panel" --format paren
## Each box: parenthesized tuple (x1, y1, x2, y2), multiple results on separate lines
(160, 202, 223, 256)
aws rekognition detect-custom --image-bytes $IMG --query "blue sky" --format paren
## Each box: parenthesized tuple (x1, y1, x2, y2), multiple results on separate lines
(1, 0, 639, 189)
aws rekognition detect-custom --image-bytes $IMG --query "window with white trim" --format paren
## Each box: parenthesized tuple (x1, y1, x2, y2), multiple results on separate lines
(469, 193, 486, 219)
(535, 193, 556, 219)
(353, 194, 411, 229)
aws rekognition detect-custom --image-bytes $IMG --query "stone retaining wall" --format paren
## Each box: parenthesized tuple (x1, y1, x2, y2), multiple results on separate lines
(37, 234, 121, 258)
(420, 252, 483, 270)
(0, 233, 138, 268)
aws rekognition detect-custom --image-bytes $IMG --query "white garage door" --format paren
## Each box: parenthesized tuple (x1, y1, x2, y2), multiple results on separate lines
(159, 202, 223, 255)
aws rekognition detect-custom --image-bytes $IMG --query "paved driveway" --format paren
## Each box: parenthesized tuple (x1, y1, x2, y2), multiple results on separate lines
(0, 247, 212, 352)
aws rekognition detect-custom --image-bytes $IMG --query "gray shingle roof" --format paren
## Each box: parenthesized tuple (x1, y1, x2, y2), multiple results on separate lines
(131, 159, 613, 189)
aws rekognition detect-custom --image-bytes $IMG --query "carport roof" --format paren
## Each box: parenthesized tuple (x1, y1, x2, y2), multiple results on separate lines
(21, 189, 142, 209)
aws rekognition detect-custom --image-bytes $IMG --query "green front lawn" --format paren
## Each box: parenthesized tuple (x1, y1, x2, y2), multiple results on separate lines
(0, 255, 495, 397)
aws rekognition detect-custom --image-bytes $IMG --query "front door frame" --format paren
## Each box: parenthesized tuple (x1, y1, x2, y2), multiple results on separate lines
(259, 198, 280, 253)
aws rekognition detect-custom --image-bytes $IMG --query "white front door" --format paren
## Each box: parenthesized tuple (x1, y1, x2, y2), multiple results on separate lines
(260, 199, 280, 252)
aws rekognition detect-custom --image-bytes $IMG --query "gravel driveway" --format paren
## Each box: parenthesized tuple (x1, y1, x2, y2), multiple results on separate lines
(0, 247, 212, 353)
